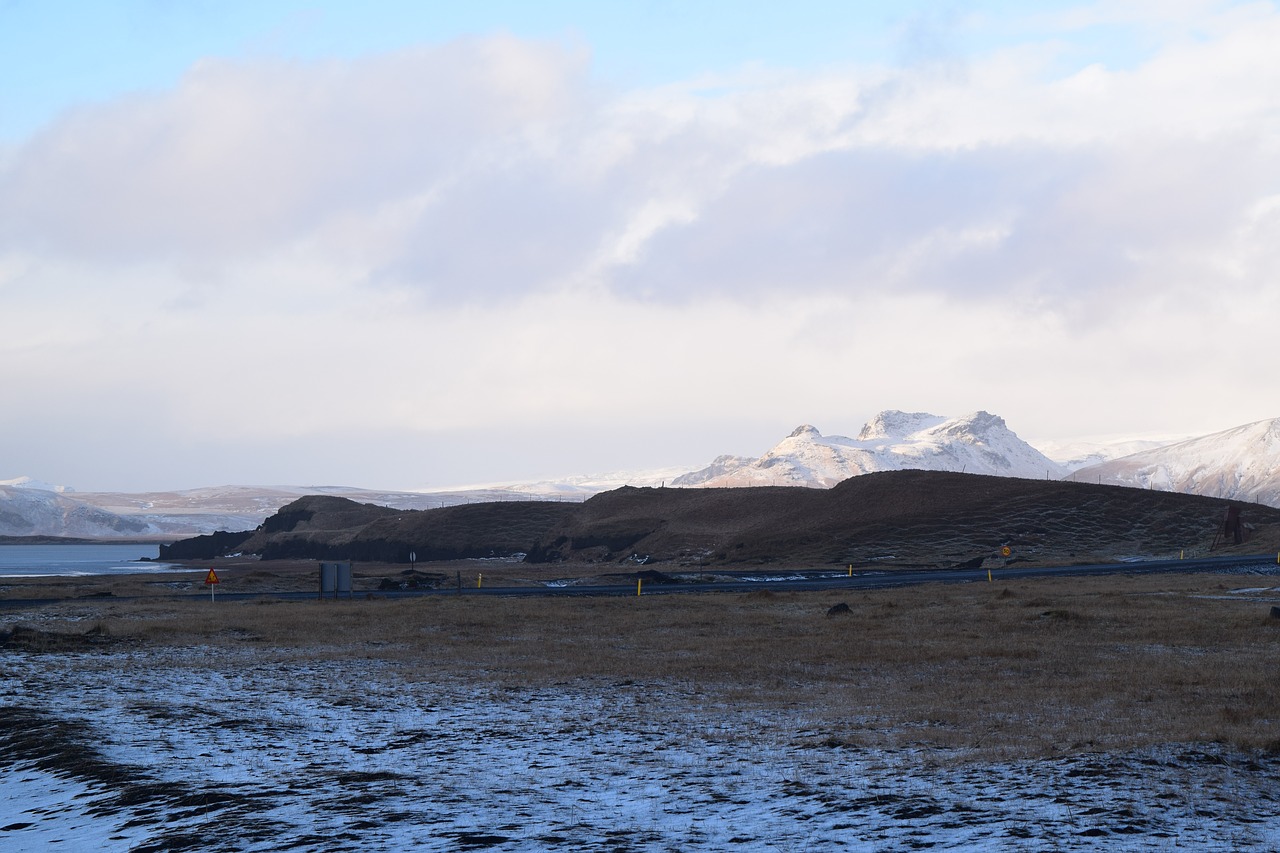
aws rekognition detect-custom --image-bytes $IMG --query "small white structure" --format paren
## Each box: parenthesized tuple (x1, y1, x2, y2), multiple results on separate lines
(318, 561, 353, 598)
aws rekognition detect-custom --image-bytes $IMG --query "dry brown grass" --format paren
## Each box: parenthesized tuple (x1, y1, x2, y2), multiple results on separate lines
(9, 570, 1280, 760)
(0, 558, 597, 601)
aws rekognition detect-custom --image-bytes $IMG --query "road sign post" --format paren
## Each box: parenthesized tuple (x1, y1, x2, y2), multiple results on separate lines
(205, 568, 220, 602)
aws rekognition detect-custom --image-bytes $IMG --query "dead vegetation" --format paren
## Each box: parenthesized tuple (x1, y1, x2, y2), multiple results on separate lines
(10, 571, 1280, 759)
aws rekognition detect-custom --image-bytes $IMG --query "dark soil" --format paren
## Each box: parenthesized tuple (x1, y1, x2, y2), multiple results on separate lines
(0, 624, 120, 653)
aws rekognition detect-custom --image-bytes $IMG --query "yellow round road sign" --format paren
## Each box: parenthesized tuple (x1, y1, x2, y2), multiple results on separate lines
(1000, 546, 1012, 557)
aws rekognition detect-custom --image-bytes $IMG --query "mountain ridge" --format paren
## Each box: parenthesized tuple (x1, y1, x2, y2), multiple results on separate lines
(1073, 417, 1280, 506)
(6, 411, 1280, 538)
(178, 471, 1279, 568)
(674, 410, 1068, 488)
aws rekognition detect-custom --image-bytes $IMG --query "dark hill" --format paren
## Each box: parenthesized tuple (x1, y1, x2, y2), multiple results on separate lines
(161, 496, 576, 562)
(162, 472, 1280, 568)
(525, 471, 1280, 567)
(344, 501, 577, 562)
(258, 495, 400, 534)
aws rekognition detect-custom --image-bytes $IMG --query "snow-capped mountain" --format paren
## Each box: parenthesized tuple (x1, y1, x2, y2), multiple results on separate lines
(674, 411, 1067, 488)
(0, 476, 75, 493)
(1032, 438, 1177, 472)
(9, 412, 1279, 538)
(637, 457, 754, 488)
(0, 484, 154, 538)
(1071, 417, 1280, 506)
(457, 465, 696, 496)
(0, 468, 698, 538)
(0, 483, 471, 539)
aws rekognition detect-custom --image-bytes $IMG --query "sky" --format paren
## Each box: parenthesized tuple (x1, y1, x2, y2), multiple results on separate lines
(3, 0, 1279, 492)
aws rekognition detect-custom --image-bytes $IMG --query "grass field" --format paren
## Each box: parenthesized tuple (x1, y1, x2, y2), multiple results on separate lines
(7, 567, 1280, 849)
(8, 567, 1280, 757)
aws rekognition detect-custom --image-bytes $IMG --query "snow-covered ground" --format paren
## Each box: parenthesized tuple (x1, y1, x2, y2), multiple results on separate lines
(4, 647, 1280, 851)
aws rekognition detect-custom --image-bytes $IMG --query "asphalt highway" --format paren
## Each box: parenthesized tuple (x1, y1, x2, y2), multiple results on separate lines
(2, 553, 1278, 611)
(367, 552, 1280, 599)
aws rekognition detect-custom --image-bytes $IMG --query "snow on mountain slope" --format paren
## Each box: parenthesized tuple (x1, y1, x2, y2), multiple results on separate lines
(0, 478, 603, 539)
(15, 413, 1276, 537)
(451, 465, 696, 497)
(674, 411, 1067, 488)
(0, 476, 74, 493)
(1032, 438, 1177, 472)
(1071, 417, 1280, 507)
(0, 483, 462, 538)
(0, 486, 154, 538)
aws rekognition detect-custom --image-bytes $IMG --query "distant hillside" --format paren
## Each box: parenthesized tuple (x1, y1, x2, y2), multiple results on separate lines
(0, 479, 590, 538)
(1073, 417, 1280, 507)
(0, 485, 154, 538)
(13, 413, 1280, 544)
(161, 496, 575, 562)
(675, 411, 1066, 488)
(527, 471, 1280, 568)
(1034, 437, 1175, 472)
(0, 481, 454, 538)
(163, 473, 1280, 569)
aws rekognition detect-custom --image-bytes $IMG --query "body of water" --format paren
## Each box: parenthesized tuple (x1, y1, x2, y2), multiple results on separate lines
(0, 544, 184, 577)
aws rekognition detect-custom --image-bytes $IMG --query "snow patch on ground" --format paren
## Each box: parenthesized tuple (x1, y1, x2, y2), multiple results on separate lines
(4, 647, 1280, 850)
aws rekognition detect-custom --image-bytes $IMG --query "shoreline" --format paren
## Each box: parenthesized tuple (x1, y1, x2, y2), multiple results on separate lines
(0, 535, 186, 545)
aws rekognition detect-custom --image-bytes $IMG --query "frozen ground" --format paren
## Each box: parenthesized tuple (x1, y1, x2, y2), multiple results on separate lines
(4, 647, 1280, 851)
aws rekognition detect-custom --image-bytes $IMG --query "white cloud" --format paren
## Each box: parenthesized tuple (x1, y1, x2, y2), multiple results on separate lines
(4, 6, 1280, 489)
(0, 36, 589, 264)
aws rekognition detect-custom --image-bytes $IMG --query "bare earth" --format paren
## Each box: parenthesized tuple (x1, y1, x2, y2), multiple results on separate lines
(5, 562, 1280, 849)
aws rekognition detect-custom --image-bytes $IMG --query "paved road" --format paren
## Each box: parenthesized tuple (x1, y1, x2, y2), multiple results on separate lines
(382, 552, 1280, 599)
(6, 553, 1275, 610)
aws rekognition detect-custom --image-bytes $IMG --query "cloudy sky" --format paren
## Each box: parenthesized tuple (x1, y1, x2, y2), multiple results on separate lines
(3, 0, 1279, 492)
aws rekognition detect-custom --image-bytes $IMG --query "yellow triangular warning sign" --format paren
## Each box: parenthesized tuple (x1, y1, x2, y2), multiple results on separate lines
(205, 568, 220, 585)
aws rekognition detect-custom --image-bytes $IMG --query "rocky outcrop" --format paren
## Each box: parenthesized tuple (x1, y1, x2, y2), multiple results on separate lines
(162, 495, 576, 562)
(158, 530, 255, 560)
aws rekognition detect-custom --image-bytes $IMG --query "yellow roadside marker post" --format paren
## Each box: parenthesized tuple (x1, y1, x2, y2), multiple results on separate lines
(477, 573, 483, 589)
(637, 578, 643, 597)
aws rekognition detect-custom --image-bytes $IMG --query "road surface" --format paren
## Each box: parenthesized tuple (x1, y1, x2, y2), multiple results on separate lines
(7, 552, 1277, 610)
